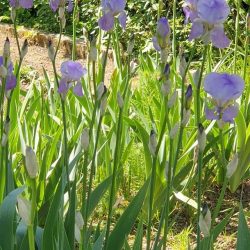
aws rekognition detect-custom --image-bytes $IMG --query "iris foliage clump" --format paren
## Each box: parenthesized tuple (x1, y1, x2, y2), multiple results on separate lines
(0, 0, 250, 250)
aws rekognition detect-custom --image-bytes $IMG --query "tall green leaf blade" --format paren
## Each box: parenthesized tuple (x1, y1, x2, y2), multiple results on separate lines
(0, 187, 25, 250)
(107, 179, 149, 250)
(87, 175, 112, 218)
(236, 204, 250, 250)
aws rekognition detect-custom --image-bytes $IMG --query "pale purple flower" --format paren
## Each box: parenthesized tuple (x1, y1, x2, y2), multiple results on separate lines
(58, 61, 86, 97)
(204, 72, 244, 123)
(98, 0, 127, 31)
(0, 56, 17, 91)
(49, 0, 73, 12)
(183, 0, 230, 48)
(50, 0, 60, 12)
(9, 0, 33, 9)
(152, 17, 170, 51)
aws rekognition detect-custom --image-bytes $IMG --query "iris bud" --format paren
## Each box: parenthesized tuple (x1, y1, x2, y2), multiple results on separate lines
(81, 128, 90, 151)
(100, 95, 107, 116)
(117, 92, 124, 109)
(199, 203, 211, 237)
(168, 91, 178, 108)
(25, 146, 39, 179)
(198, 123, 206, 152)
(170, 122, 180, 139)
(11, 8, 16, 22)
(20, 39, 28, 60)
(148, 130, 157, 156)
(161, 80, 171, 96)
(226, 153, 238, 179)
(17, 196, 31, 226)
(97, 82, 105, 101)
(182, 109, 191, 126)
(185, 84, 193, 110)
(48, 40, 55, 61)
(89, 39, 97, 62)
(127, 34, 135, 55)
(3, 37, 10, 60)
(0, 65, 7, 78)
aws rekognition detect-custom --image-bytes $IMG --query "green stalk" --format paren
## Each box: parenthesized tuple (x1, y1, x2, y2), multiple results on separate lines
(13, 15, 21, 58)
(195, 46, 208, 250)
(28, 179, 37, 250)
(211, 175, 228, 227)
(196, 151, 203, 249)
(85, 115, 103, 224)
(171, 42, 197, 179)
(162, 138, 173, 248)
(233, 0, 240, 74)
(101, 33, 112, 81)
(146, 114, 169, 250)
(51, 19, 70, 197)
(243, 9, 250, 116)
(153, 135, 173, 249)
(104, 108, 123, 250)
(172, 0, 177, 72)
(104, 53, 132, 249)
(72, 0, 78, 61)
(81, 34, 111, 246)
(196, 46, 208, 125)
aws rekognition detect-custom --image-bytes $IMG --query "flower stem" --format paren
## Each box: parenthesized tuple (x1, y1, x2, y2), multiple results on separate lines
(85, 114, 103, 223)
(195, 46, 208, 250)
(172, 0, 177, 72)
(196, 151, 203, 249)
(233, 0, 240, 74)
(146, 113, 168, 250)
(104, 53, 131, 249)
(72, 0, 78, 61)
(28, 179, 37, 250)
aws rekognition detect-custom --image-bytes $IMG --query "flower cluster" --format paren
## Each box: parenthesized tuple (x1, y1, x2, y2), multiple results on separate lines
(204, 72, 244, 124)
(58, 61, 87, 98)
(98, 0, 127, 31)
(9, 0, 33, 9)
(0, 39, 17, 93)
(183, 0, 230, 48)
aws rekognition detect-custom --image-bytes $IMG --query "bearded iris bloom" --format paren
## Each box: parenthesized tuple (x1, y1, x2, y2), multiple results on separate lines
(98, 0, 127, 31)
(152, 17, 170, 51)
(0, 56, 17, 91)
(9, 0, 33, 9)
(49, 0, 73, 12)
(58, 61, 87, 97)
(183, 0, 230, 48)
(204, 72, 244, 123)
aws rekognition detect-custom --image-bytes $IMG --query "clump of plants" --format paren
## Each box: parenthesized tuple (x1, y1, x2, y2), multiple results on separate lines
(0, 0, 250, 250)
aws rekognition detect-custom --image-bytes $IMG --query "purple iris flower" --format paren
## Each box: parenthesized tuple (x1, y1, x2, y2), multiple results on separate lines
(98, 0, 127, 31)
(9, 0, 33, 9)
(152, 17, 170, 51)
(0, 56, 17, 91)
(204, 72, 244, 123)
(49, 0, 73, 13)
(183, 0, 230, 48)
(58, 61, 87, 97)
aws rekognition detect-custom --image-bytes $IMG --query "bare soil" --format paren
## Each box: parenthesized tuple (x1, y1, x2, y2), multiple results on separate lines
(0, 23, 114, 81)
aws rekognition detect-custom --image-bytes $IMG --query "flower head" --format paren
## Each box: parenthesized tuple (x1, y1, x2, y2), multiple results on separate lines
(152, 17, 170, 51)
(49, 0, 73, 13)
(204, 72, 244, 123)
(9, 0, 33, 9)
(58, 61, 87, 97)
(98, 0, 127, 31)
(0, 56, 17, 92)
(183, 0, 230, 48)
